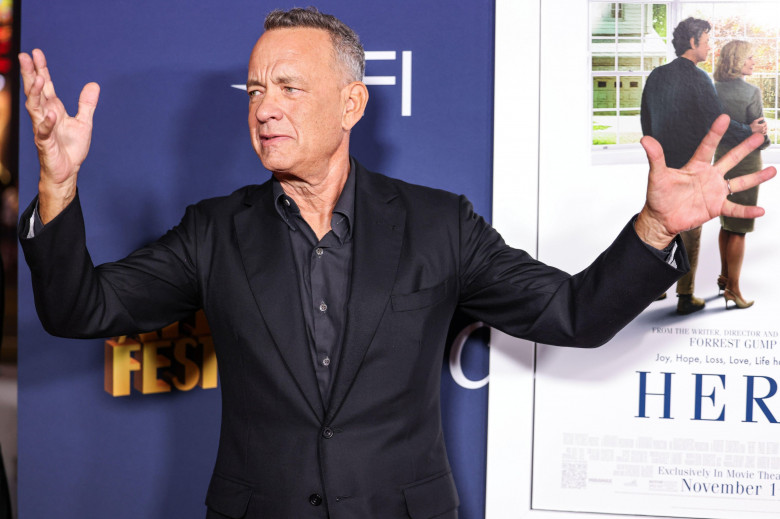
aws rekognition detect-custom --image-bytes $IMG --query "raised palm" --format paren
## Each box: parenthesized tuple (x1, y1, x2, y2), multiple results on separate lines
(638, 114, 776, 245)
(20, 49, 100, 220)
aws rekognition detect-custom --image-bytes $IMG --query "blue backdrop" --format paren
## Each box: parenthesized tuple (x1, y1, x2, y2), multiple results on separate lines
(18, 1, 495, 517)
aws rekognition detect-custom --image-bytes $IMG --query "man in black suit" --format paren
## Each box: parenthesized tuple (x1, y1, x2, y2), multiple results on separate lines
(18, 7, 775, 519)
(640, 17, 767, 314)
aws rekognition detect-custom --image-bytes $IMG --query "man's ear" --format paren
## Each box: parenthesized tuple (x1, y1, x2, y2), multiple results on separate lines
(689, 36, 696, 50)
(342, 81, 369, 131)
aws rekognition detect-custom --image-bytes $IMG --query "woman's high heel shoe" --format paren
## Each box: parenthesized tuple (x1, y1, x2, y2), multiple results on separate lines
(717, 275, 728, 293)
(724, 288, 754, 309)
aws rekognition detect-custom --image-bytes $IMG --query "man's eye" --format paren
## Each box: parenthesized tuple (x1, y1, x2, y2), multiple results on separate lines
(248, 90, 262, 98)
(283, 87, 298, 93)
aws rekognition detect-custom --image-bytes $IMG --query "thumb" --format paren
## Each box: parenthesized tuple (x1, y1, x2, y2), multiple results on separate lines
(640, 135, 666, 173)
(75, 82, 100, 124)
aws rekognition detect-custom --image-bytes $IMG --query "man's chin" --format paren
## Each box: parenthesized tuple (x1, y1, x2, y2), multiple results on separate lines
(257, 153, 294, 175)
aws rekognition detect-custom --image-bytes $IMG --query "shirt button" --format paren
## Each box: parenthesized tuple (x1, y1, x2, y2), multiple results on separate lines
(315, 247, 324, 256)
(309, 493, 323, 506)
(319, 301, 328, 312)
(322, 356, 331, 367)
(322, 427, 334, 439)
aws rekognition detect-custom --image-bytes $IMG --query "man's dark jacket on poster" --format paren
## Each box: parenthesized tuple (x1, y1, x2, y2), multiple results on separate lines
(641, 56, 752, 168)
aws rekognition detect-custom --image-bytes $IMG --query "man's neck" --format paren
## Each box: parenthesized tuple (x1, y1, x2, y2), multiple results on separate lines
(277, 158, 351, 240)
(680, 51, 700, 64)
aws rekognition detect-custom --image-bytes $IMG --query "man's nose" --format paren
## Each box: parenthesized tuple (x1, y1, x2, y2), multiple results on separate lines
(254, 91, 283, 123)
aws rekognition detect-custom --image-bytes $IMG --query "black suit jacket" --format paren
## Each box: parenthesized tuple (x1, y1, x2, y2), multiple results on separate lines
(20, 160, 686, 518)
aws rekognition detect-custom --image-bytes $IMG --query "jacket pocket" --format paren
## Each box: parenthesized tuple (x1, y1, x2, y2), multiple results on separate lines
(205, 473, 253, 518)
(402, 471, 460, 518)
(391, 280, 449, 312)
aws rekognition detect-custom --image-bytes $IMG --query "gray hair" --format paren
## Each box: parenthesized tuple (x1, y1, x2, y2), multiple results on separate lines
(264, 7, 365, 84)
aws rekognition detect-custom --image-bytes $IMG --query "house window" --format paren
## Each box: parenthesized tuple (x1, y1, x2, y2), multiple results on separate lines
(592, 1, 780, 148)
(591, 2, 669, 146)
(680, 1, 780, 145)
(610, 4, 626, 19)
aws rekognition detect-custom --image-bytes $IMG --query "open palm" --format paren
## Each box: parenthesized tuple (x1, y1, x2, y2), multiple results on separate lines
(20, 49, 100, 221)
(639, 114, 776, 244)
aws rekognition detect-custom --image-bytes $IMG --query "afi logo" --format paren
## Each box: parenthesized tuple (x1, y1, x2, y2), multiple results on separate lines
(364, 50, 412, 116)
(232, 50, 413, 117)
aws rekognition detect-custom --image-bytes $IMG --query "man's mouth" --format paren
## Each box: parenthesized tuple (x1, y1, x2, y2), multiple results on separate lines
(260, 134, 290, 145)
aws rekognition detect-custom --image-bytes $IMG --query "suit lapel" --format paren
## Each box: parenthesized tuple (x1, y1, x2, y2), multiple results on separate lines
(234, 183, 325, 420)
(326, 165, 406, 422)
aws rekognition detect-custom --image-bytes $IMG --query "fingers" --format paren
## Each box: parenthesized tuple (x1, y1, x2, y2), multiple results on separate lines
(23, 75, 52, 132)
(688, 114, 730, 165)
(76, 82, 100, 124)
(722, 199, 766, 220)
(727, 166, 777, 193)
(20, 49, 60, 107)
(19, 52, 35, 95)
(720, 163, 775, 221)
(31, 48, 57, 99)
(20, 49, 54, 125)
(751, 117, 768, 134)
(715, 132, 768, 175)
(37, 110, 58, 141)
(25, 74, 45, 112)
(20, 48, 100, 134)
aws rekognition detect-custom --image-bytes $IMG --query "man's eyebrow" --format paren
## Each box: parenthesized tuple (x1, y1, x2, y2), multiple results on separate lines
(273, 73, 306, 85)
(246, 74, 307, 89)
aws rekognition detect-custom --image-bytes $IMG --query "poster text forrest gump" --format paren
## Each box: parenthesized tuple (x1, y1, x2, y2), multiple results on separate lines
(641, 325, 778, 423)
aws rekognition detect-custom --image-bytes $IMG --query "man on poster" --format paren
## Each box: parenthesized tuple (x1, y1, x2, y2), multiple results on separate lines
(641, 16, 767, 314)
(18, 7, 775, 519)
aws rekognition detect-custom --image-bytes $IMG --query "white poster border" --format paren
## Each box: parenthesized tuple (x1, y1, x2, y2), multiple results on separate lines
(488, 2, 779, 519)
(489, 2, 695, 518)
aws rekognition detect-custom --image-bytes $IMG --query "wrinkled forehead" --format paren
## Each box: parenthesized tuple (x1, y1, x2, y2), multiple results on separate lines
(249, 27, 336, 72)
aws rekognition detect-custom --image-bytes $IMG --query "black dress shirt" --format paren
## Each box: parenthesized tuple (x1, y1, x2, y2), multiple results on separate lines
(272, 161, 355, 403)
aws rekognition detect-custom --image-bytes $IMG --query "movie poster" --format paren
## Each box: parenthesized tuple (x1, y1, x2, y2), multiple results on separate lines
(489, 1, 780, 518)
(530, 282, 780, 517)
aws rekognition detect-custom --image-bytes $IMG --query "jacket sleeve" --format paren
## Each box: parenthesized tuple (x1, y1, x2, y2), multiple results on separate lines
(455, 197, 688, 348)
(19, 193, 201, 338)
(747, 87, 771, 151)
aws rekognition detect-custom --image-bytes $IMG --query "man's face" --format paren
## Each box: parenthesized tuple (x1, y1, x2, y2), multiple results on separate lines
(690, 31, 710, 63)
(247, 28, 350, 179)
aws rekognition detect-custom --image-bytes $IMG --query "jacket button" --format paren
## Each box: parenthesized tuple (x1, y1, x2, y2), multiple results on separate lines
(309, 493, 323, 506)
(322, 427, 334, 439)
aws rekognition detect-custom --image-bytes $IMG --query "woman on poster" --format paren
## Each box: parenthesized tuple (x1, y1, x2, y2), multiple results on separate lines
(713, 40, 770, 309)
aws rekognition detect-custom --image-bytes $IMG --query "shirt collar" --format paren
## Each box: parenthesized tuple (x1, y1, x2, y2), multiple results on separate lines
(272, 158, 356, 243)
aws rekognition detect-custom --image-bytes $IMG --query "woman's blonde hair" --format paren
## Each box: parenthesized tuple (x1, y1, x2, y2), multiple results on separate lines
(714, 40, 752, 82)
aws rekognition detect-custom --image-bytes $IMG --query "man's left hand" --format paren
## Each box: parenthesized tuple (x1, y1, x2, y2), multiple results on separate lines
(635, 114, 776, 250)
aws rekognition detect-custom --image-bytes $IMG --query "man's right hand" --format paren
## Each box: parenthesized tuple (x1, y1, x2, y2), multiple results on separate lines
(20, 49, 100, 224)
(749, 117, 767, 135)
